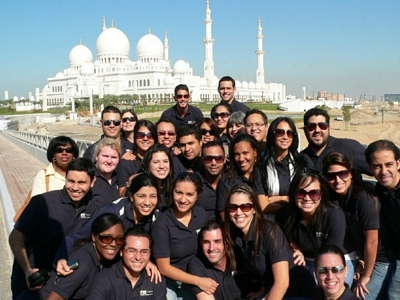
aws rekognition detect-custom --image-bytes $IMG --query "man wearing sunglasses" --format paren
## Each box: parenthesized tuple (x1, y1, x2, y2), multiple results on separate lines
(301, 108, 371, 176)
(218, 76, 250, 113)
(9, 158, 99, 299)
(160, 84, 204, 129)
(83, 106, 132, 160)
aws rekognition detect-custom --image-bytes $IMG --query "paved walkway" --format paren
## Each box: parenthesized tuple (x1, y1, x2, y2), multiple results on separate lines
(0, 133, 46, 299)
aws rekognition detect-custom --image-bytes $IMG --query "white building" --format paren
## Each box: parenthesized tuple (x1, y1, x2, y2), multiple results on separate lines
(37, 0, 286, 111)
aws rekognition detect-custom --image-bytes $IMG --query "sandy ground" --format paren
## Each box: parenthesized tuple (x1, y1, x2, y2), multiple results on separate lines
(20, 103, 400, 148)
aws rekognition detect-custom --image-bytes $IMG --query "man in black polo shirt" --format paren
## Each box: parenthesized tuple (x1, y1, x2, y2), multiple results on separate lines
(177, 125, 203, 172)
(87, 226, 166, 299)
(301, 107, 371, 175)
(188, 220, 243, 299)
(218, 76, 250, 113)
(160, 84, 204, 129)
(9, 158, 98, 299)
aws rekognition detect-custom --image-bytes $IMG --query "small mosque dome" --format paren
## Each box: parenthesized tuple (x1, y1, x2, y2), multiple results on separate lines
(55, 72, 64, 79)
(69, 44, 93, 66)
(235, 81, 242, 88)
(173, 59, 189, 74)
(242, 81, 249, 89)
(136, 33, 163, 59)
(249, 81, 255, 89)
(97, 27, 130, 56)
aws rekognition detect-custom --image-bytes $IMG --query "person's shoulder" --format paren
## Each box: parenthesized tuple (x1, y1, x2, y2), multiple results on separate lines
(161, 105, 176, 116)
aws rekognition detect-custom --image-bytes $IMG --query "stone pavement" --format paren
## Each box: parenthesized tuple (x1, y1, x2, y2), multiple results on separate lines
(0, 133, 46, 299)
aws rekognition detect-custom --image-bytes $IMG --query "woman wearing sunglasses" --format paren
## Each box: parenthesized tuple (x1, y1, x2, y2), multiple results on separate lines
(312, 244, 359, 300)
(198, 117, 220, 144)
(279, 168, 353, 285)
(261, 117, 305, 214)
(224, 184, 315, 300)
(211, 102, 232, 145)
(31, 136, 79, 197)
(120, 109, 138, 145)
(117, 119, 156, 196)
(39, 213, 124, 300)
(152, 172, 217, 300)
(323, 152, 379, 299)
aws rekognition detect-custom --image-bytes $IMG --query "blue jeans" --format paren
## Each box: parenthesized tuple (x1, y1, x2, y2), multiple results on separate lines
(166, 279, 195, 300)
(364, 261, 391, 300)
(388, 259, 400, 300)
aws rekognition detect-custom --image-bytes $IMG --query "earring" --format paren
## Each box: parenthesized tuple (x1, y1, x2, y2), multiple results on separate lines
(52, 157, 56, 164)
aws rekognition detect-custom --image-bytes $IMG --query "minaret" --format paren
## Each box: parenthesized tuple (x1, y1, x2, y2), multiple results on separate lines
(164, 30, 169, 62)
(102, 17, 107, 31)
(255, 17, 265, 84)
(203, 0, 215, 81)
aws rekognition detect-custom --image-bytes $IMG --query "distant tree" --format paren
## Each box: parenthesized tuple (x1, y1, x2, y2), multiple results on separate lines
(314, 104, 330, 111)
(342, 106, 351, 131)
(389, 101, 394, 107)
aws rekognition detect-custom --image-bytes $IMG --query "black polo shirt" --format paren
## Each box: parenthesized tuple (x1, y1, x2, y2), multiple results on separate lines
(301, 136, 371, 176)
(39, 243, 102, 300)
(221, 98, 250, 113)
(84, 138, 132, 160)
(92, 168, 119, 207)
(312, 285, 360, 300)
(172, 154, 187, 176)
(177, 154, 203, 173)
(160, 104, 204, 129)
(216, 167, 264, 212)
(151, 206, 208, 272)
(188, 256, 241, 300)
(116, 157, 142, 188)
(195, 169, 218, 220)
(87, 260, 167, 300)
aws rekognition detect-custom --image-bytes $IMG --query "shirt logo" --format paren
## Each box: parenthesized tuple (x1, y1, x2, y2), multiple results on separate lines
(80, 213, 90, 219)
(188, 121, 196, 124)
(139, 290, 154, 296)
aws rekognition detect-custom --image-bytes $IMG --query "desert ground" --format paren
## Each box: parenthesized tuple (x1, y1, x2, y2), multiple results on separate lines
(21, 103, 400, 149)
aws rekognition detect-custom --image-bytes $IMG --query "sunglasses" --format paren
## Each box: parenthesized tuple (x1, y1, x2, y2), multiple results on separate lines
(136, 132, 154, 140)
(203, 155, 225, 164)
(103, 120, 121, 126)
(97, 234, 124, 246)
(201, 129, 217, 136)
(176, 94, 189, 99)
(316, 266, 345, 274)
(157, 131, 176, 136)
(214, 112, 230, 119)
(274, 129, 295, 138)
(326, 170, 350, 181)
(295, 189, 322, 201)
(228, 203, 253, 213)
(122, 117, 136, 123)
(55, 147, 73, 154)
(306, 122, 329, 131)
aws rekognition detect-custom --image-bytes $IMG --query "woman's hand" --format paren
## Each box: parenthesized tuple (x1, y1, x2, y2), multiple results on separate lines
(145, 261, 162, 284)
(121, 151, 136, 161)
(197, 277, 219, 295)
(56, 259, 74, 276)
(247, 287, 266, 300)
(293, 249, 306, 266)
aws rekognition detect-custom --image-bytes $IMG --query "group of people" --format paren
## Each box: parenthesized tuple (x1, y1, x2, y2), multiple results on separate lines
(8, 76, 400, 300)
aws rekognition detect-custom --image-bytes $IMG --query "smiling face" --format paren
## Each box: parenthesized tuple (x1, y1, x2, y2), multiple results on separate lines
(173, 181, 198, 215)
(218, 80, 236, 104)
(174, 89, 190, 110)
(179, 134, 202, 161)
(228, 192, 255, 236)
(326, 165, 352, 196)
(201, 229, 226, 268)
(149, 151, 170, 181)
(135, 126, 155, 156)
(157, 121, 176, 149)
(214, 106, 230, 130)
(121, 112, 136, 133)
(274, 121, 293, 152)
(200, 123, 217, 144)
(121, 236, 151, 278)
(228, 123, 244, 140)
(93, 223, 124, 261)
(295, 178, 322, 218)
(131, 186, 158, 220)
(233, 141, 257, 178)
(202, 145, 225, 177)
(101, 112, 122, 139)
(304, 115, 329, 150)
(65, 170, 95, 204)
(369, 149, 400, 192)
(53, 143, 75, 170)
(96, 145, 120, 175)
(316, 253, 348, 299)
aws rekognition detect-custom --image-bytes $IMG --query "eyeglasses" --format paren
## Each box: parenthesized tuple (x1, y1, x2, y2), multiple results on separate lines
(326, 170, 350, 181)
(97, 235, 124, 246)
(201, 129, 217, 136)
(136, 132, 154, 140)
(55, 147, 73, 154)
(122, 117, 136, 123)
(227, 203, 253, 213)
(306, 122, 329, 131)
(245, 122, 265, 128)
(124, 248, 150, 256)
(176, 94, 189, 99)
(157, 131, 176, 136)
(214, 112, 230, 119)
(316, 266, 345, 274)
(274, 129, 295, 139)
(295, 189, 322, 201)
(103, 120, 121, 126)
(203, 155, 225, 164)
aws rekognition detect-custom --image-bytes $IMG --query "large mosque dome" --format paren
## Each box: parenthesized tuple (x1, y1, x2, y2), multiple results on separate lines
(136, 33, 163, 59)
(96, 27, 130, 56)
(69, 44, 93, 66)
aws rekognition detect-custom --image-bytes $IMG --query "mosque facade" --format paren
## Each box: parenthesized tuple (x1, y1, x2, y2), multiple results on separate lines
(36, 0, 286, 111)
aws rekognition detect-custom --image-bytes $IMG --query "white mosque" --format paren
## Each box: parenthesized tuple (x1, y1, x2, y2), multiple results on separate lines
(35, 0, 286, 111)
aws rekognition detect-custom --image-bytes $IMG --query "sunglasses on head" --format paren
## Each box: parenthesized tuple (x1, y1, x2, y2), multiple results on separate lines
(122, 117, 136, 123)
(228, 203, 253, 213)
(326, 170, 350, 181)
(97, 234, 124, 246)
(136, 132, 154, 140)
(316, 266, 345, 274)
(55, 147, 73, 154)
(176, 94, 189, 99)
(214, 112, 230, 119)
(306, 122, 329, 131)
(157, 130, 176, 136)
(103, 120, 121, 126)
(274, 129, 295, 138)
(201, 129, 217, 136)
(202, 155, 225, 164)
(295, 189, 322, 201)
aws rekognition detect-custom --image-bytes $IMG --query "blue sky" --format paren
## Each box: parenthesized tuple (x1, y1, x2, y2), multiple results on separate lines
(1, 0, 399, 100)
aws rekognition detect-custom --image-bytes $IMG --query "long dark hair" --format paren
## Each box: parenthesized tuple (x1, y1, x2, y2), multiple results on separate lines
(128, 173, 161, 205)
(133, 119, 156, 155)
